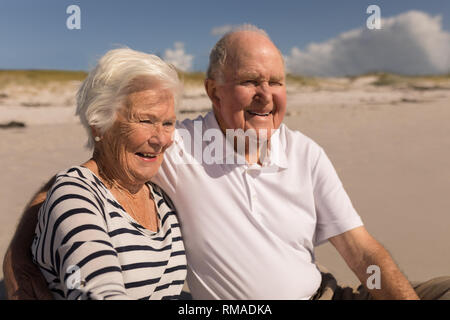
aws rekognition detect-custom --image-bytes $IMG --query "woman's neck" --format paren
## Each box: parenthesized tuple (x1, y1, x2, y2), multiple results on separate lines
(82, 156, 144, 196)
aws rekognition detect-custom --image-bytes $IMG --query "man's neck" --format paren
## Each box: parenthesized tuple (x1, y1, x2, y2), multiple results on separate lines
(213, 110, 272, 166)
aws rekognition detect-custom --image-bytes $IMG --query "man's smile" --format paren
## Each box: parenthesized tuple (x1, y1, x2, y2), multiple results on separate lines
(246, 110, 273, 117)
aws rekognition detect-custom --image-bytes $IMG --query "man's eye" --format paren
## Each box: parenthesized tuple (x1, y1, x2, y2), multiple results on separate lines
(163, 121, 175, 127)
(242, 80, 258, 86)
(140, 120, 153, 124)
(269, 81, 283, 86)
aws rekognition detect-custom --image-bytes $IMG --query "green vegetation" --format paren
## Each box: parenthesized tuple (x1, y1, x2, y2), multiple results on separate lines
(0, 69, 207, 89)
(0, 70, 87, 88)
(286, 74, 319, 87)
(367, 72, 450, 87)
(177, 71, 206, 86)
(1, 69, 448, 90)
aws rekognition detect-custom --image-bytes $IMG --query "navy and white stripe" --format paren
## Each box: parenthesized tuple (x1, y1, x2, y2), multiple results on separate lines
(31, 166, 187, 300)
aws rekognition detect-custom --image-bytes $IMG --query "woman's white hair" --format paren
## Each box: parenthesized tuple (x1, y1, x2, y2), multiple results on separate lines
(76, 47, 182, 149)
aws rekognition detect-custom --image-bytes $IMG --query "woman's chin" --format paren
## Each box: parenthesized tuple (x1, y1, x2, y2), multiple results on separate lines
(124, 158, 162, 184)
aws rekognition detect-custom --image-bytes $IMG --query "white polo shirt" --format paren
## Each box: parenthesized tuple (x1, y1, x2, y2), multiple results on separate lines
(152, 111, 363, 299)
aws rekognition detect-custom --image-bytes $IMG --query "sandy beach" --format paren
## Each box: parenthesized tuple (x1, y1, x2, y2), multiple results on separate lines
(1, 76, 449, 298)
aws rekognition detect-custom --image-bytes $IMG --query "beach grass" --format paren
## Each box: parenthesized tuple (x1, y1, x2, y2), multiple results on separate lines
(286, 74, 319, 87)
(0, 70, 207, 88)
(1, 69, 449, 91)
(177, 71, 206, 86)
(369, 72, 450, 88)
(0, 70, 87, 88)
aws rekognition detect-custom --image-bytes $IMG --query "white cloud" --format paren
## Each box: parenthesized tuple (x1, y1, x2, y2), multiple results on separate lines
(211, 24, 234, 36)
(285, 10, 450, 76)
(163, 42, 194, 72)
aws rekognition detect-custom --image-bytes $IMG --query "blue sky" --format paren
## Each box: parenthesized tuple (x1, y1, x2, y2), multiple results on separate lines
(1, 0, 449, 74)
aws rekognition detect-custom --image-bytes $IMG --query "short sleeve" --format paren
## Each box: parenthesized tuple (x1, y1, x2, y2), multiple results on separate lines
(311, 148, 363, 246)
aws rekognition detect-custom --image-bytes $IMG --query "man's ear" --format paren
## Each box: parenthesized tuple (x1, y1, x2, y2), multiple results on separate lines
(205, 78, 221, 111)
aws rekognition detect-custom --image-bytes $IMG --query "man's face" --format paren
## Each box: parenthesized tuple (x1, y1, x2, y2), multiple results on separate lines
(210, 33, 287, 139)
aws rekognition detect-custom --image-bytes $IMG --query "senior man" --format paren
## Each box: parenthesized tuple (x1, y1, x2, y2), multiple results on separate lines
(4, 26, 449, 300)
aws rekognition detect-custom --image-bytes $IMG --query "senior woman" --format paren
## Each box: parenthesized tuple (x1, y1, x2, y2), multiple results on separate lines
(30, 48, 186, 299)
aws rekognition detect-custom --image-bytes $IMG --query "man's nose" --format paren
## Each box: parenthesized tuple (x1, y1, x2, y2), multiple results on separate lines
(254, 82, 271, 105)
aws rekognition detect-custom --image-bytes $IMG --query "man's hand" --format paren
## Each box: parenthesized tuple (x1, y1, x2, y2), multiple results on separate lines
(3, 245, 53, 300)
(329, 226, 420, 300)
(2, 177, 55, 300)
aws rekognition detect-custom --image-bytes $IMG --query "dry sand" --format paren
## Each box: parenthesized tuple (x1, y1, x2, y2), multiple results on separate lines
(1, 79, 449, 298)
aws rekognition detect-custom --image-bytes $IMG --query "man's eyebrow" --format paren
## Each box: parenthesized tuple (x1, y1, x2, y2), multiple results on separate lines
(270, 75, 284, 81)
(235, 72, 285, 81)
(235, 71, 260, 79)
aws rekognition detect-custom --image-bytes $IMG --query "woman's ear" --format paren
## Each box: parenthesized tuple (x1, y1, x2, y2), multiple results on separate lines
(205, 79, 221, 112)
(90, 126, 101, 142)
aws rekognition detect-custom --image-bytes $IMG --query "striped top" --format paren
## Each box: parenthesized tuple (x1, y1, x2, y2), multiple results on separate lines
(31, 166, 187, 300)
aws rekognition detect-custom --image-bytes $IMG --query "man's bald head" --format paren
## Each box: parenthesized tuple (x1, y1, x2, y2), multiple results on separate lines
(206, 25, 284, 83)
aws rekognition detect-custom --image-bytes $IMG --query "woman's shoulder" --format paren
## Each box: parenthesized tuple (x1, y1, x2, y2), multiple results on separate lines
(41, 166, 110, 223)
(48, 166, 108, 201)
(53, 166, 104, 187)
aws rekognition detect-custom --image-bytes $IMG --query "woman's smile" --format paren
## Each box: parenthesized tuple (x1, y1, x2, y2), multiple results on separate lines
(135, 152, 160, 162)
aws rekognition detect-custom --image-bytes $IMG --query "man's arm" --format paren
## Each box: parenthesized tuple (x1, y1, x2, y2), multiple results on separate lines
(2, 177, 55, 300)
(329, 226, 419, 300)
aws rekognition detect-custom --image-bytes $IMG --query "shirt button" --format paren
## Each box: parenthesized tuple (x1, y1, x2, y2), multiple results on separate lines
(246, 168, 260, 178)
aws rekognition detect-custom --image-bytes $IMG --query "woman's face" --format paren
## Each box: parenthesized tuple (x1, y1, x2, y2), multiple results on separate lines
(99, 87, 176, 187)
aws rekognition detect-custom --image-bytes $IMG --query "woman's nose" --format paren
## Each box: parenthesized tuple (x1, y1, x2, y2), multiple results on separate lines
(148, 125, 173, 151)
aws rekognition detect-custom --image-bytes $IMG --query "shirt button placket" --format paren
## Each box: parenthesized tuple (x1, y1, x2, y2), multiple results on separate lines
(245, 165, 260, 213)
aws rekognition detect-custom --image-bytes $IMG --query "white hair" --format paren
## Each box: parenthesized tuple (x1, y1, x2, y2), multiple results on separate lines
(207, 24, 276, 82)
(76, 47, 182, 149)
